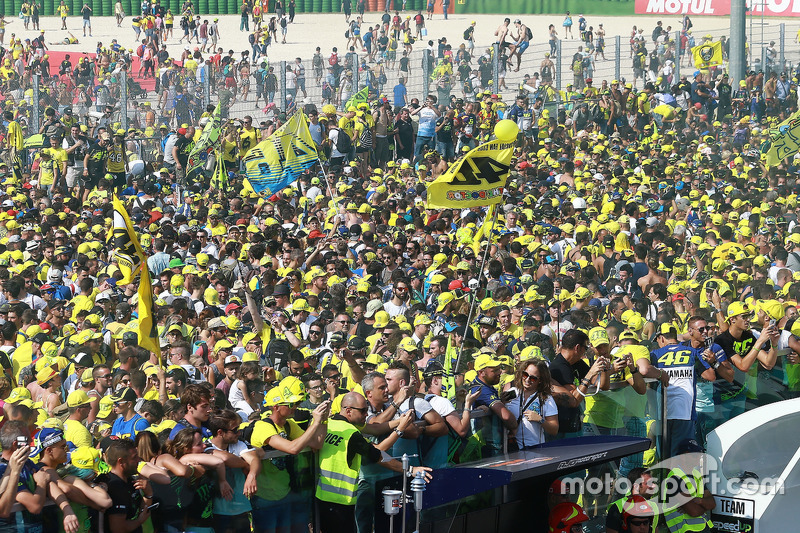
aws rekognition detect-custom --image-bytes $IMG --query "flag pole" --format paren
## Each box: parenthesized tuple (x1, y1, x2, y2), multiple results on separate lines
(450, 203, 500, 399)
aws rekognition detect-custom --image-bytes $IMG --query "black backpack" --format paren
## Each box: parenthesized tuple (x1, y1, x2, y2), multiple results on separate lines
(265, 337, 291, 369)
(526, 26, 533, 40)
(463, 27, 471, 40)
(334, 128, 352, 154)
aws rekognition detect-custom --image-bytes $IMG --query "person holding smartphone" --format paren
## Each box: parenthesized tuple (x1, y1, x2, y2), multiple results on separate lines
(104, 438, 154, 533)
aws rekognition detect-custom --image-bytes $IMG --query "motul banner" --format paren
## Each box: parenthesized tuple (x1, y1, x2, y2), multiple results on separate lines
(635, 0, 800, 17)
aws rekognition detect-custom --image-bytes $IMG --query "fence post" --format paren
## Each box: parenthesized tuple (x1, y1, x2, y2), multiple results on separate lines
(762, 46, 768, 77)
(120, 71, 129, 130)
(780, 23, 786, 73)
(203, 64, 211, 109)
(32, 74, 40, 134)
(422, 49, 430, 97)
(348, 52, 360, 91)
(280, 60, 288, 112)
(492, 42, 500, 92)
(673, 31, 681, 82)
(555, 40, 562, 92)
(615, 35, 621, 82)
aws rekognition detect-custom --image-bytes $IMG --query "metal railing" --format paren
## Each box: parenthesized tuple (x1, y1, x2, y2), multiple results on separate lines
(11, 21, 800, 138)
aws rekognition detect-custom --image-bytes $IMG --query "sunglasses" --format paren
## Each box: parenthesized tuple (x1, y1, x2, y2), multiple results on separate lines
(345, 405, 368, 413)
(522, 372, 539, 381)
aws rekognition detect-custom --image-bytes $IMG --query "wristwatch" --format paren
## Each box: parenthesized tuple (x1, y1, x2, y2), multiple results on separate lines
(394, 428, 404, 437)
(630, 366, 639, 375)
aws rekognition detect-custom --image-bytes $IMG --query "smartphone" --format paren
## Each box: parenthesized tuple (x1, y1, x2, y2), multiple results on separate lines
(770, 319, 777, 328)
(147, 503, 160, 510)
(16, 436, 28, 448)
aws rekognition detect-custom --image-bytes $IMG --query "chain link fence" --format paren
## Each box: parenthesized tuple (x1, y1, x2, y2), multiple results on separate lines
(15, 20, 800, 144)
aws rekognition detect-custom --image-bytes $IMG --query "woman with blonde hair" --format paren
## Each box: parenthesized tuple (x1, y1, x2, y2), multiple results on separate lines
(506, 359, 559, 448)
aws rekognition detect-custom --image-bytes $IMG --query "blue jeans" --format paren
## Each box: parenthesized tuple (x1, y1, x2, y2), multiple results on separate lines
(413, 135, 434, 161)
(436, 140, 454, 160)
(240, 15, 249, 31)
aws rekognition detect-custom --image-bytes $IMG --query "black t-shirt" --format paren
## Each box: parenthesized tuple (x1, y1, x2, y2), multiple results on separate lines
(81, 6, 91, 19)
(105, 472, 144, 533)
(435, 116, 454, 142)
(86, 142, 109, 176)
(714, 328, 763, 401)
(549, 353, 589, 433)
(174, 136, 192, 166)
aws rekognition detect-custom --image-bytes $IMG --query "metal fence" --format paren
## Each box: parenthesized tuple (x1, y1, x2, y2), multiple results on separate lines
(15, 20, 800, 137)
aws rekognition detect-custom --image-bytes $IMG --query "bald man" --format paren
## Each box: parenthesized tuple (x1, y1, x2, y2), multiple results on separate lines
(315, 392, 430, 533)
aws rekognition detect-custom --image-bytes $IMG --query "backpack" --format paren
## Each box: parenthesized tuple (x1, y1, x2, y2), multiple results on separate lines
(219, 260, 238, 286)
(334, 128, 352, 153)
(174, 94, 190, 117)
(208, 24, 214, 36)
(359, 124, 373, 149)
(248, 33, 256, 45)
(572, 58, 583, 73)
(463, 27, 471, 40)
(329, 53, 338, 66)
(589, 102, 603, 123)
(321, 83, 332, 100)
(526, 26, 533, 40)
(265, 338, 291, 369)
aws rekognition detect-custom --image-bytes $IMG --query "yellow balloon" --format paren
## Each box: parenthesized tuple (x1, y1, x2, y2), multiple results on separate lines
(494, 119, 520, 143)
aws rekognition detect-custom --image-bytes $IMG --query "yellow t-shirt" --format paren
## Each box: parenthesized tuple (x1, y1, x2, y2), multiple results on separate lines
(107, 144, 126, 173)
(64, 419, 93, 449)
(7, 121, 23, 150)
(50, 146, 68, 170)
(58, 4, 69, 16)
(222, 138, 238, 163)
(39, 157, 57, 186)
(239, 127, 257, 158)
(250, 418, 304, 501)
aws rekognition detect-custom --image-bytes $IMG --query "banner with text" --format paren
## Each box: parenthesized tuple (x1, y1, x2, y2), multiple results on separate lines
(636, 0, 800, 17)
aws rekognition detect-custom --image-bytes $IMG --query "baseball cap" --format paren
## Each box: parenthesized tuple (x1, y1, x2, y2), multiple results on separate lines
(31, 427, 65, 456)
(224, 355, 242, 366)
(109, 387, 137, 403)
(67, 389, 98, 408)
(474, 353, 501, 371)
(588, 326, 610, 348)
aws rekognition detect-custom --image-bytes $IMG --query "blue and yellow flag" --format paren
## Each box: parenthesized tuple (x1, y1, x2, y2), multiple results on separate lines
(762, 109, 800, 167)
(692, 41, 723, 69)
(111, 198, 162, 362)
(243, 111, 319, 195)
(186, 104, 223, 177)
(344, 87, 369, 110)
(426, 120, 519, 209)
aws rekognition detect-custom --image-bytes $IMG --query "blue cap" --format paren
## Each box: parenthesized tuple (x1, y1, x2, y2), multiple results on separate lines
(31, 428, 65, 457)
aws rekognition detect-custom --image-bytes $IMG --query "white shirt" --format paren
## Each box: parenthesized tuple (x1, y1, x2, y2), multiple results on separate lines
(507, 390, 558, 448)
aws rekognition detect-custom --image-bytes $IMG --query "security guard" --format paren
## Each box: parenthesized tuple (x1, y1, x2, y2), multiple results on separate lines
(315, 392, 430, 533)
(661, 439, 715, 533)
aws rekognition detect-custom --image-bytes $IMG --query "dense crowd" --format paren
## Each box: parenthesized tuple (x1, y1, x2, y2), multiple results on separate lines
(0, 3, 796, 533)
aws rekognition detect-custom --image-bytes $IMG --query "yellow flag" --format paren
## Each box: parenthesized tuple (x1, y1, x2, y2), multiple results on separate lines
(426, 120, 519, 209)
(692, 41, 723, 68)
(762, 109, 800, 167)
(111, 198, 162, 363)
